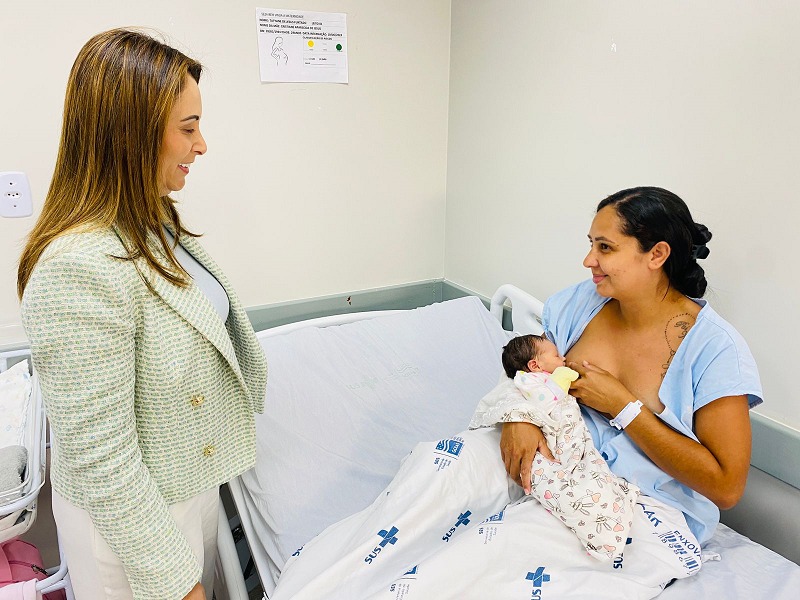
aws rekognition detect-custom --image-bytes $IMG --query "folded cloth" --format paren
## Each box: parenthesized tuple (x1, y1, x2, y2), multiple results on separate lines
(0, 446, 27, 496)
(0, 579, 41, 600)
(0, 361, 31, 449)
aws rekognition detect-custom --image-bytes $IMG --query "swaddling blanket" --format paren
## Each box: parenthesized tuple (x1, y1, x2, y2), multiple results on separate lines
(271, 427, 701, 600)
(470, 370, 640, 560)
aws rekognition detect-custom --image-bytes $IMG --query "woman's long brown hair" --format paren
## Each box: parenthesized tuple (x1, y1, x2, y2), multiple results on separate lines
(18, 28, 202, 298)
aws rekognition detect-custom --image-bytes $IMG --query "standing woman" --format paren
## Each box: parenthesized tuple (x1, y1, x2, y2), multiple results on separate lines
(17, 29, 267, 600)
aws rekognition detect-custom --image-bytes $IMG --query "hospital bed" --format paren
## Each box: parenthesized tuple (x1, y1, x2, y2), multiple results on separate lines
(0, 350, 72, 598)
(216, 283, 799, 599)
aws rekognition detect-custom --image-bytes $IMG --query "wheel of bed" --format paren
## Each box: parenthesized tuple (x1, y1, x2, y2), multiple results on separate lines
(217, 286, 800, 599)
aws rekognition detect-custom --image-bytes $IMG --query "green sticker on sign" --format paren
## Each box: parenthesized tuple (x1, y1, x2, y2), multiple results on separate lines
(336, 43, 343, 51)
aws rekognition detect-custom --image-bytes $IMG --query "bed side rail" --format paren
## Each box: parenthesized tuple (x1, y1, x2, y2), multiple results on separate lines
(490, 284, 545, 335)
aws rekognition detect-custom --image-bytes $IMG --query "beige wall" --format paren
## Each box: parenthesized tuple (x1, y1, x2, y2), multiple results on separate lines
(0, 0, 451, 345)
(446, 1, 799, 429)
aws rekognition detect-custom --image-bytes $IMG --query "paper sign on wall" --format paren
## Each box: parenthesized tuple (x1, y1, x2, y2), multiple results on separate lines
(256, 8, 348, 83)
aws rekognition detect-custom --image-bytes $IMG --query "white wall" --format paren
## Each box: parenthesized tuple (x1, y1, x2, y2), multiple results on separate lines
(446, 1, 800, 429)
(0, 0, 451, 346)
(4, 1, 796, 431)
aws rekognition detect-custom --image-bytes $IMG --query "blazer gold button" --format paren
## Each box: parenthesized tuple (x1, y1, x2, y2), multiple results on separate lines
(190, 394, 205, 407)
(203, 444, 216, 457)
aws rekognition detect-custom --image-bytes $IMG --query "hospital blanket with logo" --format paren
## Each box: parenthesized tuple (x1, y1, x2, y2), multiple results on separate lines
(270, 426, 704, 600)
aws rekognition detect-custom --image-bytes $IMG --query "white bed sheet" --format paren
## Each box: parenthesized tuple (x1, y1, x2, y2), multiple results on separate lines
(661, 523, 800, 598)
(240, 296, 513, 589)
(233, 295, 800, 598)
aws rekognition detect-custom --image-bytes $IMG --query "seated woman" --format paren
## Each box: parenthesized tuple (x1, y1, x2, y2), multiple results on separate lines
(502, 186, 761, 546)
(270, 187, 762, 600)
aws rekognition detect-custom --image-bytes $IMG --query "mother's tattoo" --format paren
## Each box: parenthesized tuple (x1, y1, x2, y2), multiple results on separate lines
(662, 313, 694, 378)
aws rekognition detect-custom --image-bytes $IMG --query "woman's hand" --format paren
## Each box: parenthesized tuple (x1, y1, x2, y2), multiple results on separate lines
(567, 360, 637, 417)
(500, 422, 557, 494)
(183, 583, 205, 600)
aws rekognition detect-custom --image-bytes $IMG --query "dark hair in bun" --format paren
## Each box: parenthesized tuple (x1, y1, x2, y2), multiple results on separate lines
(598, 187, 712, 298)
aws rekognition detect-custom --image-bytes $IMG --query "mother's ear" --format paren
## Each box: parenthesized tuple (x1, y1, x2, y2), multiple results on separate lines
(648, 241, 671, 270)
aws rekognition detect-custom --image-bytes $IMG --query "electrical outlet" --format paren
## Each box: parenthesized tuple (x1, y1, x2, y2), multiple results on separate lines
(0, 172, 33, 218)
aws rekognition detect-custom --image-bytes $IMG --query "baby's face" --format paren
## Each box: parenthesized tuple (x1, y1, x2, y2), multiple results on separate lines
(534, 338, 566, 373)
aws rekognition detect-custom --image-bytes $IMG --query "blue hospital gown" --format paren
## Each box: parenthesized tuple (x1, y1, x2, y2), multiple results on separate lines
(543, 279, 763, 543)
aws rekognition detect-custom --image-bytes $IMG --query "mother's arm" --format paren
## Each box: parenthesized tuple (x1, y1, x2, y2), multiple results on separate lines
(499, 423, 557, 495)
(569, 360, 751, 509)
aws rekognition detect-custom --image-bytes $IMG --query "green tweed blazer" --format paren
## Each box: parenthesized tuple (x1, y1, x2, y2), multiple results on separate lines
(21, 227, 267, 600)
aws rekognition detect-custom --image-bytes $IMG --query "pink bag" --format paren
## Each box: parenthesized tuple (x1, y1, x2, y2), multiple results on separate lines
(0, 539, 65, 600)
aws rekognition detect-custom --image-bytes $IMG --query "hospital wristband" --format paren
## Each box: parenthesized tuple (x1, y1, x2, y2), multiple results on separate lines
(609, 400, 643, 430)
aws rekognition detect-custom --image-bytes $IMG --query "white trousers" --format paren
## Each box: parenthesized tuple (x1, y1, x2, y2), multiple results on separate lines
(51, 487, 220, 600)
